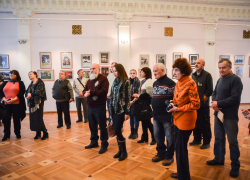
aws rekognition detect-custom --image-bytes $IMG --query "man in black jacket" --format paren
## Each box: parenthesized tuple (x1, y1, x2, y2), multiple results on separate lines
(206, 59, 243, 178)
(190, 58, 213, 149)
(52, 71, 74, 129)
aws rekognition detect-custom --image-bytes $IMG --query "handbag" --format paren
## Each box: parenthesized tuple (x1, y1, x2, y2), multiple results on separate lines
(0, 102, 6, 120)
(107, 120, 115, 137)
(131, 99, 153, 121)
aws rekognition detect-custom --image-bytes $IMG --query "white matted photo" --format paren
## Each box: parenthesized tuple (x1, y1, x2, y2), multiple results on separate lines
(40, 52, 52, 69)
(61, 52, 73, 69)
(81, 54, 92, 68)
(101, 66, 109, 77)
(235, 66, 243, 78)
(140, 54, 149, 68)
(234, 55, 244, 65)
(0, 71, 11, 81)
(0, 54, 9, 69)
(99, 52, 110, 65)
(156, 54, 166, 66)
(83, 70, 90, 79)
(64, 70, 74, 80)
(173, 52, 183, 63)
(219, 55, 230, 61)
(189, 54, 199, 66)
(37, 70, 54, 81)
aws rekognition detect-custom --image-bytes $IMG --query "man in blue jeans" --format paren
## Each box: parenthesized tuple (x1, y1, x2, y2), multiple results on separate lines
(151, 63, 176, 166)
(207, 59, 243, 178)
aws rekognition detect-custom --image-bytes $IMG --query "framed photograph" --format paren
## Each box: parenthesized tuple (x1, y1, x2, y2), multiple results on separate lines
(235, 66, 243, 78)
(40, 52, 52, 69)
(61, 52, 73, 69)
(99, 52, 110, 65)
(189, 54, 199, 66)
(219, 55, 230, 61)
(37, 70, 54, 81)
(156, 54, 166, 66)
(234, 55, 244, 65)
(83, 70, 90, 79)
(0, 54, 9, 69)
(100, 66, 109, 77)
(81, 54, 92, 68)
(173, 52, 183, 63)
(0, 71, 11, 81)
(140, 54, 149, 68)
(64, 70, 74, 80)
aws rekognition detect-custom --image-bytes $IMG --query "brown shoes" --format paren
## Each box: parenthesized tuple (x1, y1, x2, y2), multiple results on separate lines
(152, 155, 164, 162)
(162, 158, 174, 166)
(170, 173, 178, 179)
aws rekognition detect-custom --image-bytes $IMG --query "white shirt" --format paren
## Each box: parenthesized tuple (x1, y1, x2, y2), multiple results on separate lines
(73, 77, 88, 98)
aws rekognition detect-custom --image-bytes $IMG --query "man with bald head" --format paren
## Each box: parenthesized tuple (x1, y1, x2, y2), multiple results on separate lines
(190, 58, 213, 149)
(82, 63, 109, 154)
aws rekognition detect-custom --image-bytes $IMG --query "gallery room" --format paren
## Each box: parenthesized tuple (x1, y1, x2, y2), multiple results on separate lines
(0, 0, 250, 179)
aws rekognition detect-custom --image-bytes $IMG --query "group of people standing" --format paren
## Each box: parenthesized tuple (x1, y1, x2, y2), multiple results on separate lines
(0, 57, 245, 180)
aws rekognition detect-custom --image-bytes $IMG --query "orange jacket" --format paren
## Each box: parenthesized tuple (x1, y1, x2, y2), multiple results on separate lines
(173, 76, 200, 130)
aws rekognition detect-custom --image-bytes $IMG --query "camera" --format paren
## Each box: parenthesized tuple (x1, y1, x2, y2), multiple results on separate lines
(165, 100, 177, 111)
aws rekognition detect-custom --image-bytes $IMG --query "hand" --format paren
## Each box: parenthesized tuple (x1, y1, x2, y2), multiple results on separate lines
(26, 93, 32, 99)
(212, 101, 218, 108)
(79, 92, 83, 97)
(125, 115, 129, 121)
(69, 99, 73, 103)
(133, 94, 139, 98)
(129, 101, 134, 106)
(213, 106, 220, 112)
(7, 98, 17, 104)
(204, 96, 208, 102)
(107, 93, 110, 98)
(167, 105, 179, 112)
(84, 90, 91, 97)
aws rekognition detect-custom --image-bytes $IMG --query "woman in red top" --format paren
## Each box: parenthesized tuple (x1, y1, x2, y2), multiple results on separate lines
(0, 70, 26, 141)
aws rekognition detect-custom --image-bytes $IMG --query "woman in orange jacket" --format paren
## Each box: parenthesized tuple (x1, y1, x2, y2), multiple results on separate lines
(168, 58, 200, 180)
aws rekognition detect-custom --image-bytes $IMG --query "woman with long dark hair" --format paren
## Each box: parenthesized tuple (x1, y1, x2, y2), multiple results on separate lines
(109, 63, 131, 161)
(26, 71, 48, 140)
(0, 70, 26, 141)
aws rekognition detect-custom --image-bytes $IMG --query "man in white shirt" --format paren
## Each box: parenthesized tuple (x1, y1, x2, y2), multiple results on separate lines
(73, 69, 88, 123)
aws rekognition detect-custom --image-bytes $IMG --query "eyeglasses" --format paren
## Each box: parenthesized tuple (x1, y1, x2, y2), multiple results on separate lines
(10, 74, 16, 76)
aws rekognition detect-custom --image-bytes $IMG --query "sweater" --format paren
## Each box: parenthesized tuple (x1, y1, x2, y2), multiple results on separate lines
(83, 74, 109, 108)
(212, 73, 243, 120)
(3, 81, 20, 104)
(172, 76, 200, 130)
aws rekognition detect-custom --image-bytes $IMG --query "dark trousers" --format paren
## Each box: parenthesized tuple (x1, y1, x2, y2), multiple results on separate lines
(107, 98, 110, 121)
(175, 127, 192, 180)
(3, 104, 21, 136)
(141, 118, 154, 140)
(193, 106, 211, 144)
(112, 112, 125, 141)
(75, 97, 88, 121)
(88, 107, 109, 148)
(56, 101, 71, 127)
(129, 110, 139, 130)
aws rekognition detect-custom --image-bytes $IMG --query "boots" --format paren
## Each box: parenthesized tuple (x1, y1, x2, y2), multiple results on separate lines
(132, 129, 138, 139)
(118, 140, 127, 161)
(41, 130, 49, 140)
(128, 128, 134, 139)
(34, 131, 41, 139)
(114, 138, 122, 158)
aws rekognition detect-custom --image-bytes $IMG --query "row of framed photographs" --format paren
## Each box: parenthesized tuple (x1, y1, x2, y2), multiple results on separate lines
(219, 55, 249, 65)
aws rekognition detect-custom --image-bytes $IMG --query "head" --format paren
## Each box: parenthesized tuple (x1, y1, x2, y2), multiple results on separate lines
(77, 69, 84, 78)
(10, 70, 21, 81)
(218, 59, 232, 77)
(130, 69, 137, 79)
(64, 56, 69, 62)
(28, 71, 38, 80)
(90, 63, 100, 80)
(172, 58, 192, 80)
(110, 62, 117, 73)
(113, 63, 128, 83)
(59, 71, 66, 80)
(140, 67, 152, 79)
(153, 63, 165, 79)
(195, 58, 205, 72)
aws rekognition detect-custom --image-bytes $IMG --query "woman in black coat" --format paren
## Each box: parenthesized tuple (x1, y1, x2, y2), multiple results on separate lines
(0, 70, 26, 141)
(25, 71, 48, 140)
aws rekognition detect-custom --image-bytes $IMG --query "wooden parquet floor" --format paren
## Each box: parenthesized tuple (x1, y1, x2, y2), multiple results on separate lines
(0, 105, 250, 180)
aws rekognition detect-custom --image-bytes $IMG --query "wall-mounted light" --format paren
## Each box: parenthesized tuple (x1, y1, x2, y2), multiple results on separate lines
(214, 24, 218, 30)
(148, 21, 151, 29)
(207, 41, 215, 46)
(38, 19, 42, 27)
(18, 39, 28, 44)
(116, 21, 120, 28)
(120, 39, 129, 44)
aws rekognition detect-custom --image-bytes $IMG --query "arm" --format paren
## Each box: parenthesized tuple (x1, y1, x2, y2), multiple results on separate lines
(73, 79, 80, 94)
(67, 81, 74, 100)
(16, 81, 26, 100)
(89, 78, 109, 97)
(0, 81, 7, 99)
(212, 79, 219, 101)
(204, 73, 213, 99)
(124, 81, 131, 115)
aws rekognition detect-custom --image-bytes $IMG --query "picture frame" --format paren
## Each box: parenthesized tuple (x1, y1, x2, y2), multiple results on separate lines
(81, 54, 92, 68)
(189, 54, 199, 66)
(64, 70, 74, 80)
(0, 71, 11, 81)
(100, 66, 110, 77)
(0, 54, 10, 69)
(219, 55, 230, 61)
(235, 66, 243, 78)
(61, 52, 73, 69)
(173, 52, 183, 63)
(140, 54, 150, 68)
(234, 55, 244, 65)
(83, 70, 90, 79)
(37, 70, 54, 81)
(99, 52, 110, 65)
(40, 52, 52, 69)
(156, 54, 166, 66)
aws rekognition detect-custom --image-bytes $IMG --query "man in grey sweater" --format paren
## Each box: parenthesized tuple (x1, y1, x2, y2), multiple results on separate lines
(206, 59, 243, 178)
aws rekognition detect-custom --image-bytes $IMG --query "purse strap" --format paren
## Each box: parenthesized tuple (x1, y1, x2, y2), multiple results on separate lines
(77, 78, 85, 88)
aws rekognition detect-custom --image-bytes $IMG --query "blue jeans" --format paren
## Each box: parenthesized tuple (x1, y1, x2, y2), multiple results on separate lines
(129, 110, 139, 130)
(107, 98, 110, 121)
(153, 114, 176, 159)
(214, 116, 240, 169)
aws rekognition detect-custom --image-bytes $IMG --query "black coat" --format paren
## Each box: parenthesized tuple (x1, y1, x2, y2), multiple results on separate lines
(0, 81, 26, 121)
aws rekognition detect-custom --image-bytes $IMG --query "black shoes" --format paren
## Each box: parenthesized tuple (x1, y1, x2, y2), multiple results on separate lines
(66, 126, 71, 129)
(57, 125, 63, 128)
(137, 138, 148, 143)
(170, 173, 178, 179)
(230, 168, 239, 177)
(85, 142, 99, 149)
(189, 140, 202, 145)
(206, 159, 224, 166)
(200, 144, 210, 149)
(84, 119, 89, 123)
(131, 133, 138, 139)
(34, 131, 41, 139)
(128, 128, 134, 139)
(150, 139, 157, 145)
(76, 120, 83, 123)
(41, 130, 49, 140)
(98, 147, 107, 154)
(16, 134, 21, 139)
(2, 135, 10, 142)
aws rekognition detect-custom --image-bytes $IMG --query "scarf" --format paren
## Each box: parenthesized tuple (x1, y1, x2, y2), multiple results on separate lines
(27, 80, 40, 113)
